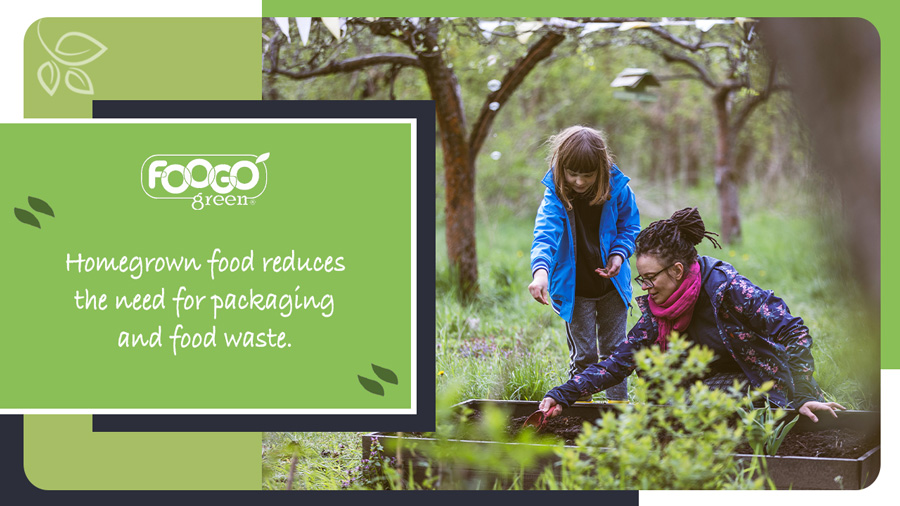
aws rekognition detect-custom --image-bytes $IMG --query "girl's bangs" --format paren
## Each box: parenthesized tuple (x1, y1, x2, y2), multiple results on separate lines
(563, 147, 604, 174)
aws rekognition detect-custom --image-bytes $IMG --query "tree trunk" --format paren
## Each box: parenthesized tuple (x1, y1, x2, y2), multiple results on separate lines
(713, 89, 741, 243)
(667, 121, 680, 187)
(684, 119, 701, 187)
(764, 120, 785, 188)
(761, 18, 880, 308)
(418, 48, 478, 299)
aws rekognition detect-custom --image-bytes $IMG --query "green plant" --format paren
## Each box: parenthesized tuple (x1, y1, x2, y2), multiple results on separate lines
(537, 334, 770, 490)
(737, 403, 800, 457)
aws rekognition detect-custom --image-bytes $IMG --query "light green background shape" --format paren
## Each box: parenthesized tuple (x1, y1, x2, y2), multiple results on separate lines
(24, 415, 260, 490)
(1, 122, 413, 410)
(24, 18, 260, 118)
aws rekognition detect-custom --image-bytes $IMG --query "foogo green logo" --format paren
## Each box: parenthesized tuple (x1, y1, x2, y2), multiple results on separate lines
(141, 153, 268, 211)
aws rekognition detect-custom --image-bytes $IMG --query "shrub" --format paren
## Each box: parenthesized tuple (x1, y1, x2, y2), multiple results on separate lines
(539, 334, 769, 490)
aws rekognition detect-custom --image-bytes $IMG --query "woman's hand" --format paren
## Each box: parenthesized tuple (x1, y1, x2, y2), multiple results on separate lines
(799, 400, 847, 422)
(539, 397, 563, 418)
(528, 269, 550, 305)
(595, 254, 624, 278)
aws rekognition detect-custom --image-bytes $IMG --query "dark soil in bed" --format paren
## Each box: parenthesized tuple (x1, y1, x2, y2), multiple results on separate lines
(734, 428, 879, 459)
(507, 414, 878, 458)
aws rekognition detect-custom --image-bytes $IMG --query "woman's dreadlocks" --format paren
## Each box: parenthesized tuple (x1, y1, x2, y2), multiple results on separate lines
(635, 207, 722, 267)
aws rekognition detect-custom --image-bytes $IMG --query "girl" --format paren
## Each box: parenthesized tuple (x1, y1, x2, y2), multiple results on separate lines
(529, 126, 641, 402)
(538, 207, 845, 422)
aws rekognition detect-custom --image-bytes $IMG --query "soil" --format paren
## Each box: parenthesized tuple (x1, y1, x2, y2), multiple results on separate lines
(512, 415, 588, 445)
(734, 428, 879, 459)
(507, 414, 878, 459)
(509, 414, 587, 446)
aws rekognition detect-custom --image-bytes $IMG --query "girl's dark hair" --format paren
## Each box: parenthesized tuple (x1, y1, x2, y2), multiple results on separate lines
(635, 207, 722, 266)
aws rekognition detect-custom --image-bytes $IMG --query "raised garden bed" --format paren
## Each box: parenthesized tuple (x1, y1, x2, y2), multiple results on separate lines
(362, 399, 880, 490)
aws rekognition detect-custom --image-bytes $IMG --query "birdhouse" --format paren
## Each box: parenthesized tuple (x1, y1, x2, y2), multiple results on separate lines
(610, 68, 660, 102)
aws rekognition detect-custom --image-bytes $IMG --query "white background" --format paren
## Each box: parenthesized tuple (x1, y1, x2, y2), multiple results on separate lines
(0, 1, 890, 501)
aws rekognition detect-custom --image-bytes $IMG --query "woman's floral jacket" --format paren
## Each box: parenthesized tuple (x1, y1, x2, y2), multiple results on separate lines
(545, 256, 824, 409)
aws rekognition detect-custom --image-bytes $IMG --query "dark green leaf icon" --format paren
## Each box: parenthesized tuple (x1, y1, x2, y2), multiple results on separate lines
(372, 364, 398, 385)
(14, 208, 40, 229)
(28, 197, 55, 217)
(358, 375, 384, 396)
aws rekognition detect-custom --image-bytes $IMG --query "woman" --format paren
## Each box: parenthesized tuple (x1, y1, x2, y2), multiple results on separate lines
(539, 207, 845, 422)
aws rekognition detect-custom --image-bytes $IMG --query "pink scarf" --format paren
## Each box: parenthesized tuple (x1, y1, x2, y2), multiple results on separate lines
(648, 261, 702, 351)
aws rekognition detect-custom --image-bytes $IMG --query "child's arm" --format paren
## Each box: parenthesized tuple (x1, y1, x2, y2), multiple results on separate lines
(530, 187, 564, 286)
(609, 184, 641, 263)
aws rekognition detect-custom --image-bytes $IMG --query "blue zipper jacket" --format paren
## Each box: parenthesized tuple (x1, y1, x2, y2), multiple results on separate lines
(530, 165, 641, 322)
(545, 256, 824, 409)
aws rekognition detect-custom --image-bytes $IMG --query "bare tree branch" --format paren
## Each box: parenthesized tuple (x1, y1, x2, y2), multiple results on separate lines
(656, 73, 704, 82)
(468, 31, 565, 160)
(647, 25, 700, 50)
(269, 53, 422, 80)
(659, 50, 719, 88)
(730, 59, 787, 133)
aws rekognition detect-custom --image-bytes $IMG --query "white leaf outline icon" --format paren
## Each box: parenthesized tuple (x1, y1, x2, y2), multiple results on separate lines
(255, 152, 270, 164)
(54, 31, 108, 65)
(37, 60, 60, 96)
(36, 20, 107, 67)
(65, 68, 94, 95)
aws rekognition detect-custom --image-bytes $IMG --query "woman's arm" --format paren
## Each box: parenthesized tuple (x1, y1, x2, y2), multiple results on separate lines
(544, 309, 656, 408)
(726, 275, 823, 407)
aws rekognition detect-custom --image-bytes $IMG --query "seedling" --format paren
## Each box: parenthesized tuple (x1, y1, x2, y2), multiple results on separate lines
(737, 402, 800, 456)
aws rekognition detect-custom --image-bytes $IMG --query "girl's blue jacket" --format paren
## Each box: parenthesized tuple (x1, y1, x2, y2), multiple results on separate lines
(530, 165, 641, 322)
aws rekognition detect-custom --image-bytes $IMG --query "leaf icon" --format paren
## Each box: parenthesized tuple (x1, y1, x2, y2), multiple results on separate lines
(28, 197, 55, 217)
(65, 68, 94, 95)
(14, 208, 41, 229)
(53, 31, 107, 66)
(372, 364, 398, 385)
(37, 61, 60, 96)
(256, 152, 270, 164)
(358, 375, 384, 396)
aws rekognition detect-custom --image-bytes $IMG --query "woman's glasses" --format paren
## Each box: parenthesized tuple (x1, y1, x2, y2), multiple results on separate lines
(634, 263, 675, 288)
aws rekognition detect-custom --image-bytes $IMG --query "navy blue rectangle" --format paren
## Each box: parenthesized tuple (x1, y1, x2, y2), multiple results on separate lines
(91, 100, 435, 433)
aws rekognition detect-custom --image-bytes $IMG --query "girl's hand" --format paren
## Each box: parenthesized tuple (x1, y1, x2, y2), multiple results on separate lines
(528, 269, 550, 305)
(539, 397, 563, 418)
(595, 254, 624, 278)
(799, 401, 847, 423)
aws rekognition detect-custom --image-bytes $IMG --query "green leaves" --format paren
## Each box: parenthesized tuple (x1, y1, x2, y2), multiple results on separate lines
(28, 196, 55, 217)
(14, 196, 56, 229)
(769, 415, 800, 456)
(557, 334, 765, 490)
(14, 208, 41, 229)
(358, 375, 384, 396)
(357, 364, 399, 396)
(738, 403, 800, 456)
(372, 364, 398, 385)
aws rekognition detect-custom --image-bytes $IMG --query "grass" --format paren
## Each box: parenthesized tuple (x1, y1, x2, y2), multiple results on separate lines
(262, 431, 367, 490)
